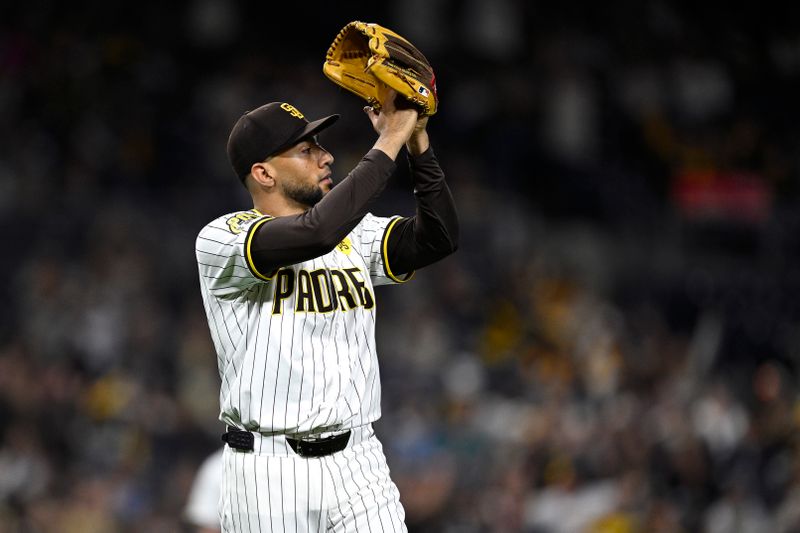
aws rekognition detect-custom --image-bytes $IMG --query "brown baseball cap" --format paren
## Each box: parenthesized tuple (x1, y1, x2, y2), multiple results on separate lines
(227, 102, 339, 181)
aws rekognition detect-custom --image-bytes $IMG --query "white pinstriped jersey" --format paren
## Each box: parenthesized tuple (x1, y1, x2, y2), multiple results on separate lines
(196, 209, 411, 435)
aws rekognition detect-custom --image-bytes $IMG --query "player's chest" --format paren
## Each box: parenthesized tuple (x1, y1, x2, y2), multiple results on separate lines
(267, 240, 374, 315)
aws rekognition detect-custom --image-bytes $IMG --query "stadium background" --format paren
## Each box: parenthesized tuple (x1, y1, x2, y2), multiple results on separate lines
(2, 1, 800, 531)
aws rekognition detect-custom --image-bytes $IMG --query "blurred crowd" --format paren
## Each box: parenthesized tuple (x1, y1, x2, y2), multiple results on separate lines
(2, 1, 800, 532)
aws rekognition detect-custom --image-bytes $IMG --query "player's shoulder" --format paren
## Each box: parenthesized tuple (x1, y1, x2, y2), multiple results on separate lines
(359, 212, 378, 226)
(344, 213, 400, 251)
(355, 212, 400, 235)
(197, 209, 271, 240)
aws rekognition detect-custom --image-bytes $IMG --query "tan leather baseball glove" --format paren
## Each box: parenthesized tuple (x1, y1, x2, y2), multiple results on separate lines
(323, 21, 438, 116)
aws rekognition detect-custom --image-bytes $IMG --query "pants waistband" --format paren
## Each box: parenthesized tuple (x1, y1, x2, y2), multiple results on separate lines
(223, 424, 373, 457)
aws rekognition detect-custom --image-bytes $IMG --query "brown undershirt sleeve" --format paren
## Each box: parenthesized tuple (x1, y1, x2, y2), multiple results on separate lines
(246, 149, 396, 274)
(384, 147, 459, 275)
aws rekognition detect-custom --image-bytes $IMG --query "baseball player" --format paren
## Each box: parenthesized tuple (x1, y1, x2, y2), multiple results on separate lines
(195, 91, 458, 532)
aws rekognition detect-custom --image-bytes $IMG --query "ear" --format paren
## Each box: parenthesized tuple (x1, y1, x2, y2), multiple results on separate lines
(250, 161, 276, 188)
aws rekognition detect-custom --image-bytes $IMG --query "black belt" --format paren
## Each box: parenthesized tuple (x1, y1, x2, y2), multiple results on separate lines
(222, 427, 351, 457)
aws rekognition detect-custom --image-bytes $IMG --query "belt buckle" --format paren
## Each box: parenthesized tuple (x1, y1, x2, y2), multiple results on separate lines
(287, 430, 351, 457)
(294, 439, 316, 457)
(293, 435, 329, 457)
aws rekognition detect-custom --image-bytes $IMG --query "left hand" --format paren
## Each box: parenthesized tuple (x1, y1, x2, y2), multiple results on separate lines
(412, 115, 428, 136)
(406, 115, 430, 155)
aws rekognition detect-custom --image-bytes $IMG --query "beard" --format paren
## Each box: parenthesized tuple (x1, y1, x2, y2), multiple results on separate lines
(281, 179, 325, 208)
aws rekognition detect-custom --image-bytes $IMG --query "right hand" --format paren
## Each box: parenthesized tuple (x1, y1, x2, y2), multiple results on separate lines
(365, 90, 419, 160)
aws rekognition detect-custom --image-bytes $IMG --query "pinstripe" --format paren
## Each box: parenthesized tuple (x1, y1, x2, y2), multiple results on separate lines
(325, 457, 341, 529)
(197, 260, 252, 271)
(342, 253, 374, 428)
(353, 449, 384, 533)
(359, 310, 377, 426)
(247, 288, 261, 449)
(308, 319, 334, 430)
(200, 288, 232, 393)
(280, 461, 286, 532)
(231, 452, 241, 533)
(333, 336, 356, 419)
(196, 249, 236, 258)
(330, 316, 343, 414)
(221, 449, 229, 532)
(306, 303, 319, 426)
(364, 446, 387, 533)
(198, 212, 410, 531)
(346, 451, 374, 533)
(317, 260, 333, 430)
(209, 306, 235, 381)
(364, 445, 390, 530)
(213, 297, 237, 353)
(334, 454, 362, 532)
(324, 457, 352, 532)
(364, 447, 396, 533)
(260, 288, 274, 446)
(296, 263, 310, 430)
(378, 447, 404, 533)
(315, 261, 325, 419)
(337, 254, 360, 422)
(322, 458, 336, 530)
(201, 273, 253, 280)
(355, 312, 372, 428)
(364, 313, 379, 424)
(293, 460, 299, 533)
(196, 235, 236, 247)
(306, 459, 311, 533)
(222, 434, 408, 532)
(284, 308, 296, 430)
(268, 309, 284, 452)
(242, 453, 254, 533)
(200, 290, 224, 355)
(243, 291, 249, 359)
(265, 456, 274, 531)
(252, 454, 262, 533)
(361, 446, 387, 532)
(369, 444, 405, 532)
(229, 297, 244, 335)
(340, 322, 364, 425)
(199, 212, 399, 435)
(318, 461, 326, 531)
(232, 452, 236, 532)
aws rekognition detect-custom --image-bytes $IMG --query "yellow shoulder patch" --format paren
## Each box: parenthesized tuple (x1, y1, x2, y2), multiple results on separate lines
(336, 237, 353, 255)
(226, 210, 262, 234)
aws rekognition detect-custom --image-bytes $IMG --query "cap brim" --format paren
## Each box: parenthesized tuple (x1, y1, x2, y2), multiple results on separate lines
(283, 114, 340, 150)
(268, 114, 339, 159)
(298, 114, 339, 141)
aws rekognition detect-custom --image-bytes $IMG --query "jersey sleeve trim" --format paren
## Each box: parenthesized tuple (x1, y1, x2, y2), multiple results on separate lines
(245, 216, 277, 281)
(382, 216, 415, 283)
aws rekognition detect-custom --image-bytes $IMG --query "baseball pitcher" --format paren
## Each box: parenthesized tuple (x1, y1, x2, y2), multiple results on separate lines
(195, 23, 457, 532)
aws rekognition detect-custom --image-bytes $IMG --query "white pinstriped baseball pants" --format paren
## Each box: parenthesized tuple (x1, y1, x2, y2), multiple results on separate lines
(220, 425, 407, 532)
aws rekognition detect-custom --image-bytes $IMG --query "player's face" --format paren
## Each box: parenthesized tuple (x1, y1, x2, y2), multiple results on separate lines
(271, 138, 334, 208)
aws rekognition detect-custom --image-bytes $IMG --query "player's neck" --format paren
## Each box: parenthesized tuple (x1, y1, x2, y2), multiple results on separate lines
(252, 194, 308, 217)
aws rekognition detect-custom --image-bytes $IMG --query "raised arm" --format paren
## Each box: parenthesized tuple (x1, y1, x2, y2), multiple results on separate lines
(247, 93, 419, 275)
(383, 116, 459, 275)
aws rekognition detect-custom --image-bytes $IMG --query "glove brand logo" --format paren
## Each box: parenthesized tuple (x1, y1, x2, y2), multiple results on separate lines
(280, 103, 305, 120)
(418, 87, 429, 97)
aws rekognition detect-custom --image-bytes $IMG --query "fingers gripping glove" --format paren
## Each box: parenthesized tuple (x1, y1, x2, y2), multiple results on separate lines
(323, 21, 438, 116)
